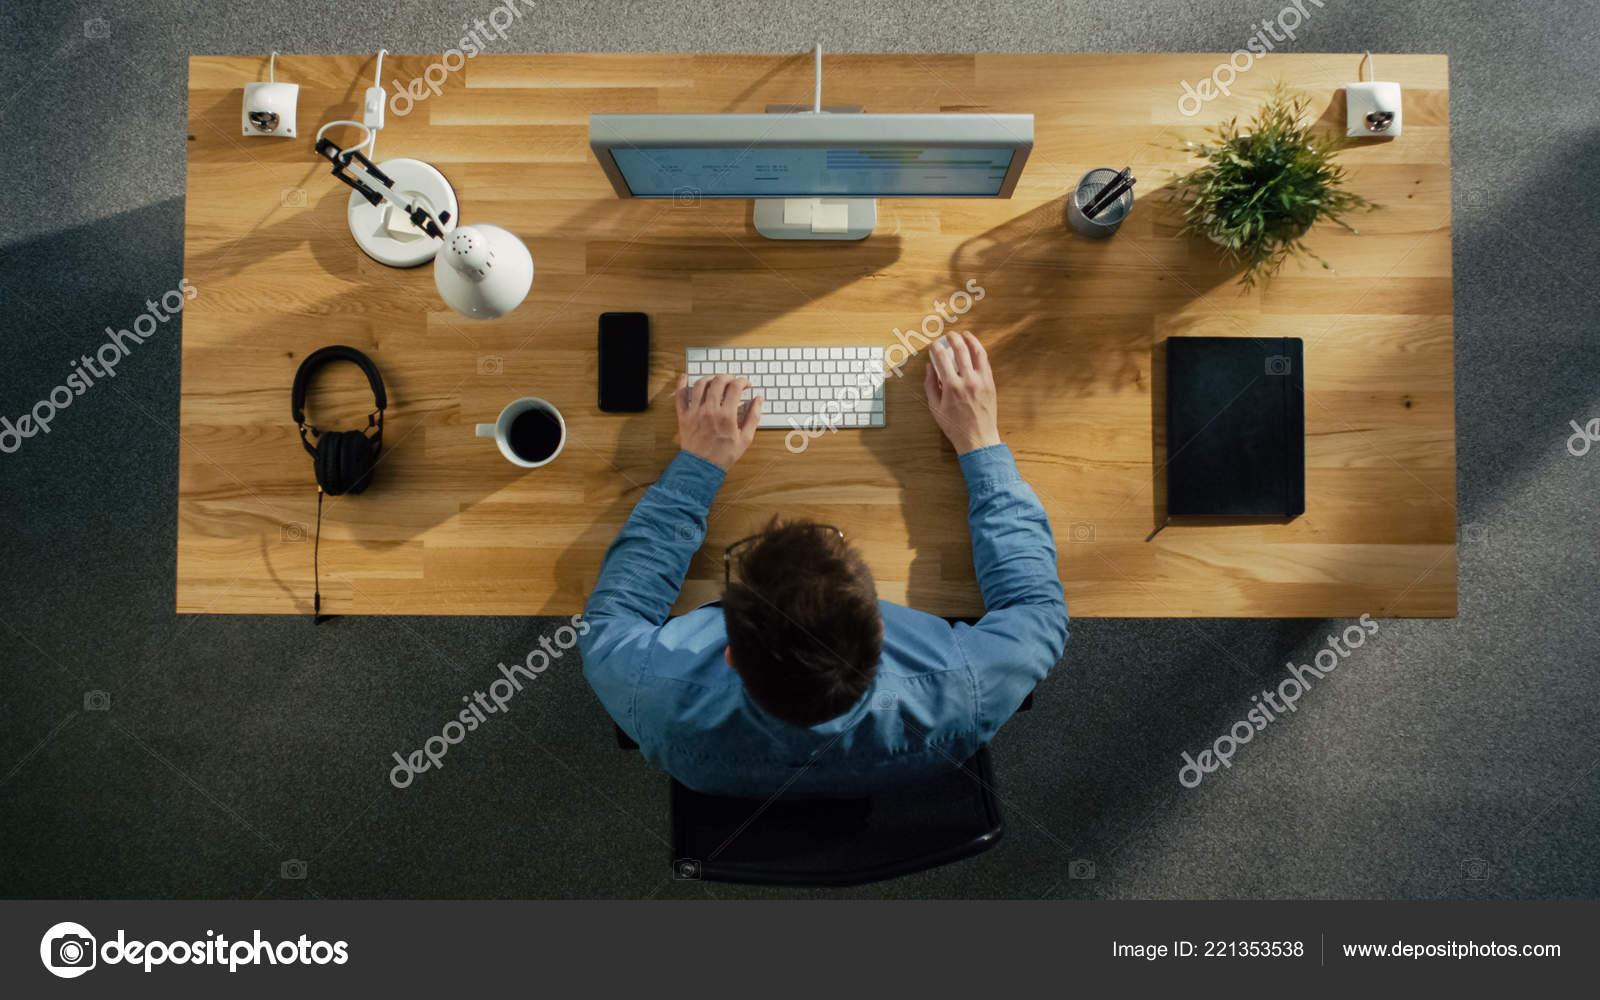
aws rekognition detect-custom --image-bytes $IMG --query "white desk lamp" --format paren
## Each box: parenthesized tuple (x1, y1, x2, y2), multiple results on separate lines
(314, 130, 533, 319)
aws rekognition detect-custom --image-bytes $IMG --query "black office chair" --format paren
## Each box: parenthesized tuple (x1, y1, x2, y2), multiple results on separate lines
(615, 692, 1031, 887)
(665, 745, 1004, 886)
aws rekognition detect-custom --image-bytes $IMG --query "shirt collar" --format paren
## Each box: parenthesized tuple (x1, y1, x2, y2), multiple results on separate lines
(738, 681, 873, 737)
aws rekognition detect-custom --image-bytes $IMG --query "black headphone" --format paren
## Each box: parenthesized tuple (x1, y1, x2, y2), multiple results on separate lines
(291, 346, 387, 619)
(293, 345, 386, 495)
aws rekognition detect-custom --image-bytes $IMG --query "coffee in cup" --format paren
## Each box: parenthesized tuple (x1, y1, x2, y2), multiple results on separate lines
(476, 397, 566, 468)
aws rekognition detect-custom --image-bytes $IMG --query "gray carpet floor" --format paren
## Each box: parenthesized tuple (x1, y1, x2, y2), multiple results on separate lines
(1, 0, 1596, 899)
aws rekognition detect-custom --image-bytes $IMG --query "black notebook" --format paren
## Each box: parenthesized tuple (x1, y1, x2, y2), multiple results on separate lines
(1165, 337, 1305, 517)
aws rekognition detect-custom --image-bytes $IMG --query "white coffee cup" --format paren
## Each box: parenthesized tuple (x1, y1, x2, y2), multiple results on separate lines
(476, 397, 566, 468)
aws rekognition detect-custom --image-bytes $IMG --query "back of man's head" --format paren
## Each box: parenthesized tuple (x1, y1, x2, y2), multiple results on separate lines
(722, 519, 882, 726)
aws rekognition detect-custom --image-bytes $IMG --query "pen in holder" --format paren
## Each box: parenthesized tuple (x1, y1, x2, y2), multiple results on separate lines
(1068, 167, 1135, 239)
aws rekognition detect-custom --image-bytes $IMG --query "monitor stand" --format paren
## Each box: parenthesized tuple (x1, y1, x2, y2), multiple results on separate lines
(753, 103, 876, 241)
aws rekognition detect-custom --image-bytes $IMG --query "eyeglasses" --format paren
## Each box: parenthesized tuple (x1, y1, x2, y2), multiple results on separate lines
(724, 524, 845, 586)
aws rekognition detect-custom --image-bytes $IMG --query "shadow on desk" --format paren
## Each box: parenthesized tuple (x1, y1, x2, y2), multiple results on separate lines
(849, 187, 1249, 607)
(539, 409, 655, 617)
(947, 185, 1246, 425)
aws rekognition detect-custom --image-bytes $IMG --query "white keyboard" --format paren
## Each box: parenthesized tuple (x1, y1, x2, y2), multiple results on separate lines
(685, 346, 886, 429)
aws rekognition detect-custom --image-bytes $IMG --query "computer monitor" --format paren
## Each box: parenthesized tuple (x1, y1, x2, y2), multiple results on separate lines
(589, 111, 1033, 240)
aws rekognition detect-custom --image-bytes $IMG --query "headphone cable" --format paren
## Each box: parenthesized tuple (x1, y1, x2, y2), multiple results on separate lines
(313, 487, 324, 622)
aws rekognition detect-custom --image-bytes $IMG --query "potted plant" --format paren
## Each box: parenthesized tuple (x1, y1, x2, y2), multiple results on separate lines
(1174, 86, 1377, 288)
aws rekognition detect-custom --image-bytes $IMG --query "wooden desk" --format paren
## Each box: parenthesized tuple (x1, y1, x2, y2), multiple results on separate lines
(180, 53, 1456, 617)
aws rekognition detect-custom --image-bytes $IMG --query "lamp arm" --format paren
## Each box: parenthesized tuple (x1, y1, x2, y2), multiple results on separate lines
(313, 137, 452, 239)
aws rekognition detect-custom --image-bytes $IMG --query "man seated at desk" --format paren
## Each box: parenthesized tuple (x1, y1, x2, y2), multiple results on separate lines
(579, 332, 1069, 797)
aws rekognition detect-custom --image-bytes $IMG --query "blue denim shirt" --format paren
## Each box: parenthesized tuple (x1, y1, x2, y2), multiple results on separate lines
(579, 444, 1069, 797)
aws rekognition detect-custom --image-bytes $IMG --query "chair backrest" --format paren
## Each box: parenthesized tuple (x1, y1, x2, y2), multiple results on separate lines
(668, 746, 1004, 887)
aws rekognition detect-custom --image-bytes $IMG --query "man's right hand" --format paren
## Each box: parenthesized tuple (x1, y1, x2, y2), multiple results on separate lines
(676, 372, 762, 471)
(924, 331, 1001, 455)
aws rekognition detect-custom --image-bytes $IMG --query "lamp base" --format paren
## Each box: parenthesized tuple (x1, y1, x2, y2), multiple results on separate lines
(346, 158, 459, 267)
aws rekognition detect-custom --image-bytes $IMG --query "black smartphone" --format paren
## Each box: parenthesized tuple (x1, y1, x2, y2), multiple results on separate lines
(598, 312, 650, 412)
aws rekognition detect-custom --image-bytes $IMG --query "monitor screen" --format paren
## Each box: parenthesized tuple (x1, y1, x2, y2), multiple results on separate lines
(591, 113, 1033, 200)
(609, 145, 1019, 198)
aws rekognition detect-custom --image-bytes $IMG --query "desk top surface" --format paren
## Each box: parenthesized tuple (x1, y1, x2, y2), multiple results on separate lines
(180, 53, 1455, 617)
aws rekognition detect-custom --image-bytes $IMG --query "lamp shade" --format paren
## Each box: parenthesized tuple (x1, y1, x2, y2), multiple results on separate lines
(433, 224, 534, 319)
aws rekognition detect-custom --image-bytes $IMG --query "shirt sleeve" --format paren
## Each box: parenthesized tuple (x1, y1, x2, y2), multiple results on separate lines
(579, 450, 725, 739)
(951, 443, 1070, 740)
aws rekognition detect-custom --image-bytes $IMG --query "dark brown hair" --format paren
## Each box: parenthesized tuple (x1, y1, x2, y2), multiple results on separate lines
(722, 519, 882, 726)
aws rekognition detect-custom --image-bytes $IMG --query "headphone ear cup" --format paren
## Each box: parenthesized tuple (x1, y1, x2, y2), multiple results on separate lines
(342, 431, 377, 495)
(310, 430, 377, 496)
(314, 434, 338, 494)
